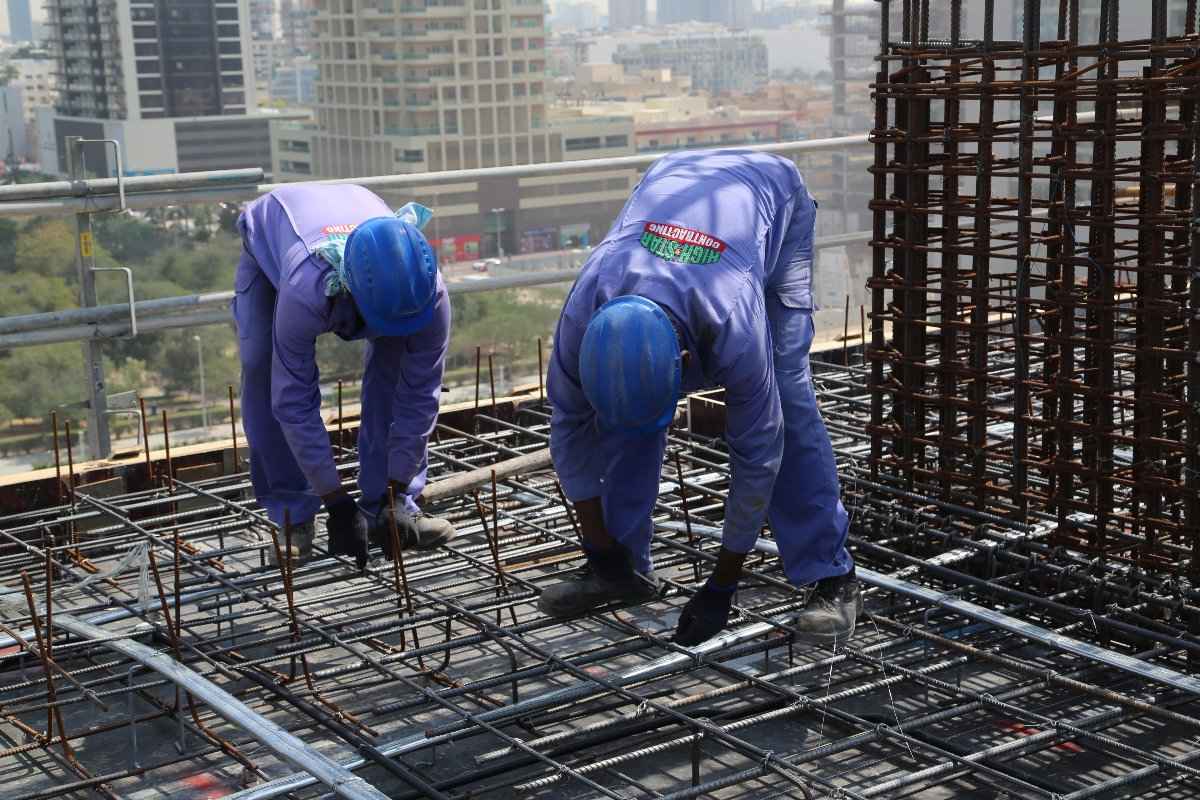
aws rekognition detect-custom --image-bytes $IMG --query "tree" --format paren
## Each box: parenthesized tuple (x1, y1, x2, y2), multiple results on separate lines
(149, 326, 240, 396)
(0, 343, 87, 419)
(92, 214, 172, 265)
(14, 219, 79, 280)
(0, 272, 76, 316)
(14, 218, 119, 281)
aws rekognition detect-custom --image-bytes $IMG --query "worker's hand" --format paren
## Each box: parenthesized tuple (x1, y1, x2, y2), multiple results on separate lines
(325, 493, 368, 570)
(673, 583, 736, 647)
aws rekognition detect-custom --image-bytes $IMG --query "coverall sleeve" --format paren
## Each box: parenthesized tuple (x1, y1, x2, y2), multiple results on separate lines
(714, 285, 785, 553)
(547, 308, 605, 502)
(385, 290, 451, 485)
(271, 291, 341, 497)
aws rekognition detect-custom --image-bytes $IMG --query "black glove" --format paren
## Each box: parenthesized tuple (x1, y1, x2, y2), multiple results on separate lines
(325, 494, 368, 570)
(673, 583, 736, 647)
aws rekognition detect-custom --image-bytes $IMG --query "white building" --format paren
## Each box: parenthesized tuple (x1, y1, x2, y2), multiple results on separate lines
(40, 0, 290, 178)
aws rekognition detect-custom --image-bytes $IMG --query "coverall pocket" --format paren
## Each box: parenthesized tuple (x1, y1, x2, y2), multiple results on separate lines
(767, 296, 814, 373)
(232, 257, 262, 341)
(772, 257, 814, 311)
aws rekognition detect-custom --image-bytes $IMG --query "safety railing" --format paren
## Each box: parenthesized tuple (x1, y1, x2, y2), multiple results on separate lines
(0, 133, 874, 458)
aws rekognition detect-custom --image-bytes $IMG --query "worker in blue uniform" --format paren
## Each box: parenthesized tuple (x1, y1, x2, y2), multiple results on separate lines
(234, 184, 455, 569)
(545, 149, 859, 646)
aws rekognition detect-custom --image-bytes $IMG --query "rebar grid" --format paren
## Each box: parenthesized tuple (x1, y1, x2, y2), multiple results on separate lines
(869, 0, 1200, 579)
(0, 353, 1197, 799)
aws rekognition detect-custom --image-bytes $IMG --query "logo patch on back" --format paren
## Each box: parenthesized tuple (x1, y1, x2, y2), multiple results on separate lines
(321, 223, 358, 244)
(640, 222, 726, 265)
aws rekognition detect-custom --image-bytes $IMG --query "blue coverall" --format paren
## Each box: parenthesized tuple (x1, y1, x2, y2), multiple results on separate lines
(548, 150, 852, 587)
(233, 184, 451, 526)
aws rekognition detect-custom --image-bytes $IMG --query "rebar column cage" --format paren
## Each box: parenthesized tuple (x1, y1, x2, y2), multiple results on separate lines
(868, 0, 1200, 580)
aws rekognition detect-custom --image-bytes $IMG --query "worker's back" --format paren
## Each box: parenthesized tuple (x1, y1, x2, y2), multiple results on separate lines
(237, 183, 392, 290)
(558, 149, 814, 388)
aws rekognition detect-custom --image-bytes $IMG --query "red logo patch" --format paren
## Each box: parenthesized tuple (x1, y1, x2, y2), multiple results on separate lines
(322, 223, 358, 235)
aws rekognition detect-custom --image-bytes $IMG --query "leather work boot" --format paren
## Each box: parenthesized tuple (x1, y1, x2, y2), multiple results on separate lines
(368, 507, 456, 557)
(269, 520, 316, 567)
(792, 567, 862, 645)
(538, 546, 660, 618)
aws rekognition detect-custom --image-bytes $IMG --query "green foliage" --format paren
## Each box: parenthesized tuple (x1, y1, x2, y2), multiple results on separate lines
(149, 327, 241, 395)
(0, 271, 76, 316)
(0, 202, 571, 428)
(316, 336, 366, 383)
(0, 343, 87, 419)
(447, 287, 567, 373)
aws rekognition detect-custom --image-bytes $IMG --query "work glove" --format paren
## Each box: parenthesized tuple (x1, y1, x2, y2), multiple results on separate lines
(673, 582, 736, 647)
(325, 494, 369, 570)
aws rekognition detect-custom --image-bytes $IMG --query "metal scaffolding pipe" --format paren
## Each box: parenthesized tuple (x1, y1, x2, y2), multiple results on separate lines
(665, 522, 1200, 697)
(51, 614, 391, 800)
(0, 168, 264, 203)
(0, 230, 872, 348)
(0, 135, 871, 218)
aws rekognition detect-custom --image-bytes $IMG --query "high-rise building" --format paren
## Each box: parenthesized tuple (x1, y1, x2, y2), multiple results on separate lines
(40, 0, 303, 178)
(608, 0, 646, 31)
(309, 0, 585, 176)
(280, 0, 316, 56)
(7, 0, 34, 43)
(656, 0, 750, 28)
(9, 56, 58, 125)
(8, 54, 58, 161)
(270, 58, 317, 106)
(613, 34, 767, 93)
(251, 0, 280, 89)
(250, 0, 276, 40)
(0, 86, 29, 165)
(279, 0, 635, 261)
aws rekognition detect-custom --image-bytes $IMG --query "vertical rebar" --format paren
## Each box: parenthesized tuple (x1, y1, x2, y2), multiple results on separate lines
(474, 345, 482, 433)
(674, 453, 700, 583)
(161, 410, 173, 491)
(20, 570, 73, 758)
(488, 352, 498, 433)
(337, 379, 344, 456)
(1012, 0, 1041, 520)
(49, 412, 64, 507)
(386, 487, 424, 667)
(228, 385, 238, 470)
(138, 397, 153, 484)
(537, 337, 545, 402)
(63, 420, 76, 507)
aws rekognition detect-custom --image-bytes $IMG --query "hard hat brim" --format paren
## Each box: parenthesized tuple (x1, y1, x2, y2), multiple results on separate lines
(360, 296, 437, 337)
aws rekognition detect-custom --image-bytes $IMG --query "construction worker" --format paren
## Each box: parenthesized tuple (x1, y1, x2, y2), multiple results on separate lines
(544, 149, 859, 646)
(233, 184, 455, 568)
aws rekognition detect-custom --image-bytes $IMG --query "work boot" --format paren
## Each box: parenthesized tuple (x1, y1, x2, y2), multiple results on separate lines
(368, 507, 456, 558)
(269, 520, 316, 567)
(792, 567, 862, 645)
(539, 546, 660, 618)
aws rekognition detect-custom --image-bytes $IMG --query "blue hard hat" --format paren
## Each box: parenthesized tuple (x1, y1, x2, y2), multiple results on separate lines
(343, 217, 437, 336)
(579, 295, 681, 435)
